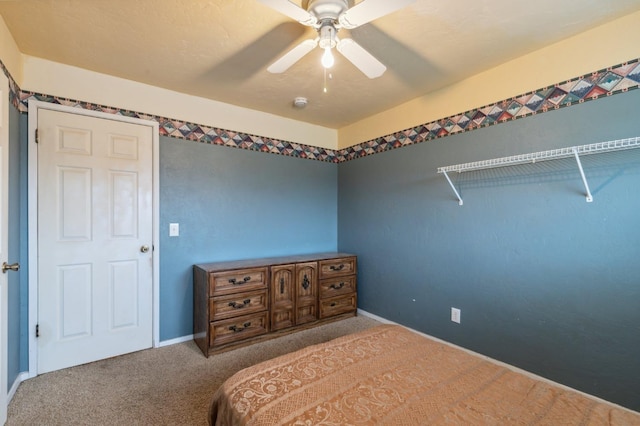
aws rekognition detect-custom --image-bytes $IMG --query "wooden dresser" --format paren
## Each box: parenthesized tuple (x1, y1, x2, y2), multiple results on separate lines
(193, 253, 357, 357)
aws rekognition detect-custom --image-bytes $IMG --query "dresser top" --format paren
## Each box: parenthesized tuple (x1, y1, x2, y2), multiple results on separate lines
(195, 252, 356, 272)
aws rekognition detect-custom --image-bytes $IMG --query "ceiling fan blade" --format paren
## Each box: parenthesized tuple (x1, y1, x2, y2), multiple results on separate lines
(337, 38, 386, 79)
(338, 0, 416, 29)
(257, 0, 317, 26)
(267, 38, 318, 73)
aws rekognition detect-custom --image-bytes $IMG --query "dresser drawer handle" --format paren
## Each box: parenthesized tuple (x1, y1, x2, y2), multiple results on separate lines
(329, 264, 345, 271)
(329, 282, 345, 290)
(229, 321, 251, 332)
(228, 299, 251, 309)
(302, 274, 310, 290)
(229, 276, 251, 285)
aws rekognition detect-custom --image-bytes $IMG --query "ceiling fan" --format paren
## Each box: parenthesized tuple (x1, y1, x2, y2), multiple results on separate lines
(258, 0, 416, 78)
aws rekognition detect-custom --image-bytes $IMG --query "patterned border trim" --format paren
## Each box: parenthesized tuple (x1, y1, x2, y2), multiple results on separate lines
(3, 58, 639, 164)
(0, 59, 21, 110)
(337, 59, 640, 162)
(17, 91, 340, 163)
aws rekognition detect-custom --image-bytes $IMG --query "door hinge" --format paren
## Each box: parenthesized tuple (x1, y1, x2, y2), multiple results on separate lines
(36, 324, 39, 338)
(35, 128, 39, 144)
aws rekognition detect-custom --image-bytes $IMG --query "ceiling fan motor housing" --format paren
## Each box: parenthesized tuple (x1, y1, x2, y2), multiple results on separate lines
(307, 0, 348, 23)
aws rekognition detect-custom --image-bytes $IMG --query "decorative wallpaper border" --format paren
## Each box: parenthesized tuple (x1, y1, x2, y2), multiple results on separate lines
(16, 91, 341, 163)
(336, 59, 640, 162)
(3, 58, 640, 164)
(0, 59, 20, 110)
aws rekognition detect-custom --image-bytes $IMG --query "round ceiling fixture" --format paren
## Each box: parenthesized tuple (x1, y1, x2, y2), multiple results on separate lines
(293, 97, 308, 108)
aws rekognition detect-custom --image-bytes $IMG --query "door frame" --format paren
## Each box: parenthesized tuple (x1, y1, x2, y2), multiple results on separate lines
(0, 71, 9, 425)
(27, 100, 160, 377)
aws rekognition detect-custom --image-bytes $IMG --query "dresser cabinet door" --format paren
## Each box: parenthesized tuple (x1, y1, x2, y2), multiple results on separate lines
(295, 262, 318, 325)
(271, 265, 295, 331)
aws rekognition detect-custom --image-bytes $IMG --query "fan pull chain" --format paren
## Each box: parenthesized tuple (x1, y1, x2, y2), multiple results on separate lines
(323, 69, 333, 93)
(323, 68, 328, 93)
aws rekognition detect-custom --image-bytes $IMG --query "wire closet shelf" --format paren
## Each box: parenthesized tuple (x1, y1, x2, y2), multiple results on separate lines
(437, 136, 640, 206)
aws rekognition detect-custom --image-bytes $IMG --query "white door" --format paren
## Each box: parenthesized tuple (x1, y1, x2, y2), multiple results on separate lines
(0, 73, 10, 425)
(37, 109, 153, 374)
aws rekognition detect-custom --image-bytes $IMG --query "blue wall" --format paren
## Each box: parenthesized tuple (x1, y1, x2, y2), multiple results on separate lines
(337, 89, 640, 410)
(6, 98, 22, 391)
(4, 72, 638, 411)
(9, 126, 338, 371)
(159, 137, 338, 340)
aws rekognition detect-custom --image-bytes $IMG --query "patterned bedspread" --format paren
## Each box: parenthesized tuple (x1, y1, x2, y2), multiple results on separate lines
(209, 324, 639, 425)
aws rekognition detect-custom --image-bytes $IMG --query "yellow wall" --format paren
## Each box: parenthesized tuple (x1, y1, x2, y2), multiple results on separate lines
(4, 11, 640, 151)
(3, 10, 338, 149)
(20, 56, 338, 149)
(0, 15, 22, 83)
(338, 11, 640, 149)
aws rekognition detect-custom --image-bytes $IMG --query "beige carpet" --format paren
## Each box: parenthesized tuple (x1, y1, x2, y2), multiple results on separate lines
(7, 316, 380, 426)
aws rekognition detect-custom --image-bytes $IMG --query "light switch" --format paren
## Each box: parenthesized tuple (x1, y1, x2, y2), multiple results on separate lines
(169, 223, 179, 237)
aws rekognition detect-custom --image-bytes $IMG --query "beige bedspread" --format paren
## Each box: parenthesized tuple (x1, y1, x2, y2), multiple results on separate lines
(209, 324, 640, 425)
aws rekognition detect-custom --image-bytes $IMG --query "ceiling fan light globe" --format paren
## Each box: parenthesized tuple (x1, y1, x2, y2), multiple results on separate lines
(321, 47, 335, 68)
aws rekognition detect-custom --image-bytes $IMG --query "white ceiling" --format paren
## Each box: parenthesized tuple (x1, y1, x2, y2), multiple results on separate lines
(2, 0, 640, 129)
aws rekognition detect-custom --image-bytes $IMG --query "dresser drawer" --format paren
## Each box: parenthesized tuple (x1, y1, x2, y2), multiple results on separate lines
(319, 275, 356, 299)
(319, 294, 357, 318)
(209, 267, 268, 296)
(319, 257, 356, 279)
(209, 289, 268, 321)
(209, 311, 269, 348)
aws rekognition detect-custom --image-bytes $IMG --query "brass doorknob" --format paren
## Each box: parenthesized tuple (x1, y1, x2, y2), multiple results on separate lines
(2, 262, 19, 273)
(140, 245, 150, 253)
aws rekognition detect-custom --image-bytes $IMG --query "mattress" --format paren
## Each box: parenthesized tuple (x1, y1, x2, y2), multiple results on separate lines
(209, 324, 639, 425)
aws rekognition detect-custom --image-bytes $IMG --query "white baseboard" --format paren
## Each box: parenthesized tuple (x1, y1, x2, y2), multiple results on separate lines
(357, 309, 396, 325)
(357, 309, 638, 415)
(8, 372, 29, 403)
(156, 334, 193, 348)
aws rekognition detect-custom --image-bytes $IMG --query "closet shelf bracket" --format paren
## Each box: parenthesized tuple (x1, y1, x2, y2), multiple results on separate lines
(441, 170, 463, 206)
(437, 136, 640, 206)
(573, 148, 592, 203)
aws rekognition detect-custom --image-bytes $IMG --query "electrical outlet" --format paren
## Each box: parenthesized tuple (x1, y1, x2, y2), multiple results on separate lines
(451, 307, 461, 324)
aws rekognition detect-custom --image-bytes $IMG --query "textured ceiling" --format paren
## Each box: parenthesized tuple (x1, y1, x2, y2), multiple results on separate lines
(2, 0, 640, 129)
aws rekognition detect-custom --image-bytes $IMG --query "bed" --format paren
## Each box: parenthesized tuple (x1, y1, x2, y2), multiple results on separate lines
(209, 324, 639, 425)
